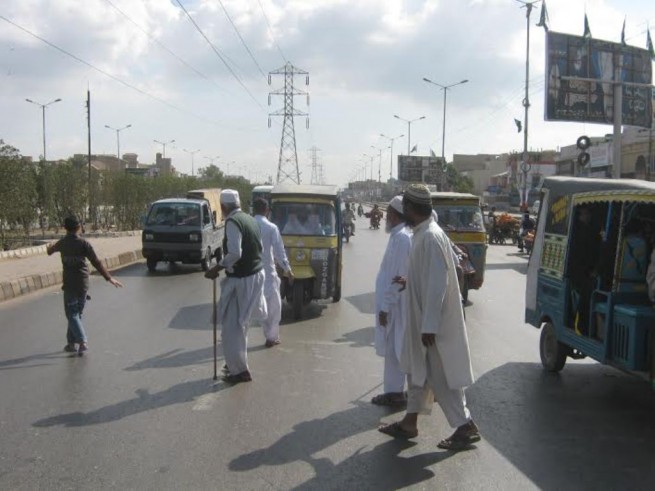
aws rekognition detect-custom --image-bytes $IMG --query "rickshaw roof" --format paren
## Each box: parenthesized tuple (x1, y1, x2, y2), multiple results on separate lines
(150, 198, 204, 205)
(252, 185, 274, 192)
(430, 192, 480, 201)
(271, 183, 340, 198)
(542, 176, 655, 195)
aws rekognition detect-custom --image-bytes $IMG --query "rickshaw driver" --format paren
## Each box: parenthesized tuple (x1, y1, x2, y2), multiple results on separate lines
(282, 212, 304, 234)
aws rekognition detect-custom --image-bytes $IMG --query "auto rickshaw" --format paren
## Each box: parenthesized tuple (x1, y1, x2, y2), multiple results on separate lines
(525, 177, 655, 389)
(270, 184, 342, 320)
(431, 192, 487, 302)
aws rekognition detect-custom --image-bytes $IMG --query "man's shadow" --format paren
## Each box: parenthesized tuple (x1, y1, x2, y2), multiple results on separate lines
(229, 400, 451, 489)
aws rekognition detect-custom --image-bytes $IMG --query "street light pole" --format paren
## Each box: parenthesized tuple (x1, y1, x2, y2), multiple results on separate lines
(393, 115, 425, 155)
(422, 77, 468, 164)
(380, 133, 404, 181)
(105, 124, 132, 160)
(25, 97, 62, 161)
(154, 139, 175, 158)
(183, 148, 201, 176)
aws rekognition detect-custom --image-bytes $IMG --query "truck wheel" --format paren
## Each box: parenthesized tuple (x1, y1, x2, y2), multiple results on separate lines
(201, 247, 212, 272)
(539, 322, 569, 372)
(292, 281, 304, 320)
(147, 258, 157, 272)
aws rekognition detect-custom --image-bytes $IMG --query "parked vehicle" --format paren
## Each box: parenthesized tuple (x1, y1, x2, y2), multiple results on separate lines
(142, 188, 223, 272)
(525, 177, 655, 388)
(431, 192, 487, 301)
(270, 184, 343, 320)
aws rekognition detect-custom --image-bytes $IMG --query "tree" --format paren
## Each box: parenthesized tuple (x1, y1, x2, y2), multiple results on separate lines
(443, 164, 475, 193)
(0, 140, 37, 246)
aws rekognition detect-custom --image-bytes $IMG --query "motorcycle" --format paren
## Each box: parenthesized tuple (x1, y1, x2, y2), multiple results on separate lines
(365, 211, 381, 230)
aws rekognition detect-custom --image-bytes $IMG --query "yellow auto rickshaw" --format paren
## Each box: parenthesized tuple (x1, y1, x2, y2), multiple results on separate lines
(270, 184, 343, 320)
(431, 192, 487, 301)
(526, 177, 655, 389)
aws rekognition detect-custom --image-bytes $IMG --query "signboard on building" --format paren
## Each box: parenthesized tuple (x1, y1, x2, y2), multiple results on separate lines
(398, 155, 443, 184)
(545, 31, 653, 128)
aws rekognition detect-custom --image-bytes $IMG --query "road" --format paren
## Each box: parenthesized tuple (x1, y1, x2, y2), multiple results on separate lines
(1, 223, 654, 490)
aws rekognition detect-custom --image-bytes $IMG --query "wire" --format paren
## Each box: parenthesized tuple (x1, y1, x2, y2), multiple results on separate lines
(102, 0, 232, 96)
(216, 0, 267, 79)
(0, 14, 239, 129)
(174, 0, 264, 110)
(257, 0, 287, 63)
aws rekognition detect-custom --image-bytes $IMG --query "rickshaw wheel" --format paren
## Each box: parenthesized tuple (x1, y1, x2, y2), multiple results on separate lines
(539, 322, 569, 372)
(332, 286, 341, 303)
(292, 281, 304, 320)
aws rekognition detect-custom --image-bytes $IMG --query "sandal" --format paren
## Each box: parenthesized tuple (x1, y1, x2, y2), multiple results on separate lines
(371, 392, 407, 407)
(378, 421, 418, 439)
(222, 371, 252, 384)
(437, 421, 481, 450)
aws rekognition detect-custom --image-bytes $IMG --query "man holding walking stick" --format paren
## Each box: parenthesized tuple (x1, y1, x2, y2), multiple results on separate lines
(204, 189, 266, 384)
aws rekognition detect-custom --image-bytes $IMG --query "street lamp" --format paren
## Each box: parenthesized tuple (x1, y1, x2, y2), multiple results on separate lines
(204, 155, 220, 166)
(105, 124, 132, 160)
(422, 77, 469, 163)
(183, 148, 201, 176)
(393, 115, 425, 155)
(153, 139, 175, 158)
(371, 145, 390, 183)
(25, 97, 62, 161)
(380, 133, 404, 181)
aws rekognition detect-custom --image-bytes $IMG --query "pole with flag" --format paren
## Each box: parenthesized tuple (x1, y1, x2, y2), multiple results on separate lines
(621, 17, 626, 46)
(536, 1, 549, 31)
(648, 29, 655, 59)
(583, 13, 592, 39)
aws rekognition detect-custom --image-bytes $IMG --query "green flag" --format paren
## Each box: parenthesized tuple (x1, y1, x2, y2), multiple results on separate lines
(536, 1, 549, 31)
(648, 29, 655, 59)
(583, 14, 592, 39)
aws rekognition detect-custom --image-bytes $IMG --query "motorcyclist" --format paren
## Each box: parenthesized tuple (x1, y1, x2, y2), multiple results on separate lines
(517, 211, 535, 252)
(343, 203, 356, 236)
(369, 204, 383, 230)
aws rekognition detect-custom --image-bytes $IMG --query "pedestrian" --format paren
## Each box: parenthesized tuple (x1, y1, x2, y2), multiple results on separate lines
(204, 190, 266, 384)
(517, 211, 534, 252)
(371, 195, 412, 407)
(378, 184, 480, 451)
(253, 198, 294, 347)
(47, 215, 123, 355)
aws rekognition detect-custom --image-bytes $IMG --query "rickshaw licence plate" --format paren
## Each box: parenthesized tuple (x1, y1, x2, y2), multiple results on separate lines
(311, 249, 329, 261)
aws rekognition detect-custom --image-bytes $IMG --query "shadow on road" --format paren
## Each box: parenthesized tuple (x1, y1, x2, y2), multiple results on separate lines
(468, 362, 655, 489)
(333, 326, 374, 349)
(168, 303, 213, 330)
(124, 344, 267, 371)
(229, 400, 445, 489)
(345, 292, 376, 315)
(32, 378, 225, 427)
(280, 302, 328, 325)
(485, 262, 528, 274)
(0, 351, 65, 371)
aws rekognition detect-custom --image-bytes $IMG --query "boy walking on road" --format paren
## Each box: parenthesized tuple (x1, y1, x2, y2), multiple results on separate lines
(47, 216, 123, 354)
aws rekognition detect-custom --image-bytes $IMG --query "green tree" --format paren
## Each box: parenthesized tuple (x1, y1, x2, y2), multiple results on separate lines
(443, 164, 475, 193)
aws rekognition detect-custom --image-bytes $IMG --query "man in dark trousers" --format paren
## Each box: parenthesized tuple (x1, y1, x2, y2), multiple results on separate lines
(47, 215, 123, 354)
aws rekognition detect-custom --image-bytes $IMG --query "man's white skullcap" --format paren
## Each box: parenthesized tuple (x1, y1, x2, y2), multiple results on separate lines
(388, 195, 404, 214)
(220, 189, 240, 206)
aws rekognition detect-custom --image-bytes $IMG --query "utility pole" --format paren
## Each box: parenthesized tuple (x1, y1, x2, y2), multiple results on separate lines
(309, 146, 322, 184)
(380, 133, 404, 181)
(86, 89, 93, 228)
(268, 62, 309, 184)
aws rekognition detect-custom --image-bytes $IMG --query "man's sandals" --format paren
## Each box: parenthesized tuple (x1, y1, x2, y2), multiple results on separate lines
(378, 420, 481, 450)
(221, 370, 252, 384)
(377, 422, 418, 439)
(371, 392, 407, 407)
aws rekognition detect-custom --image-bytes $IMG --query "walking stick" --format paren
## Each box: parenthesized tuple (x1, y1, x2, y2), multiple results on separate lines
(212, 277, 218, 381)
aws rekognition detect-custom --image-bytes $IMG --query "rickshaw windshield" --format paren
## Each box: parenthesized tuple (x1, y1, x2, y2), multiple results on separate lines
(433, 205, 484, 232)
(272, 202, 336, 236)
(146, 203, 201, 226)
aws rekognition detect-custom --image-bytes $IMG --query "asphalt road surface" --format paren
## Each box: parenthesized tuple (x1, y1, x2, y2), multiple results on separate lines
(1, 223, 654, 490)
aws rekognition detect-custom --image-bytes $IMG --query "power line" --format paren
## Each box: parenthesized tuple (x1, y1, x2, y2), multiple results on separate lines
(0, 14, 234, 128)
(103, 0, 232, 96)
(216, 0, 267, 79)
(174, 0, 264, 110)
(257, 0, 287, 63)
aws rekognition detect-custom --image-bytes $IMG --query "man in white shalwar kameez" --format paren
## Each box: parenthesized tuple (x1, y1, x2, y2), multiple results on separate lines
(372, 195, 412, 407)
(204, 190, 266, 384)
(379, 184, 481, 450)
(253, 198, 294, 347)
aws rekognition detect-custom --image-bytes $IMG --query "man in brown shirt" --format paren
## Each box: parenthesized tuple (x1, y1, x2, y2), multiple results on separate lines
(47, 216, 123, 354)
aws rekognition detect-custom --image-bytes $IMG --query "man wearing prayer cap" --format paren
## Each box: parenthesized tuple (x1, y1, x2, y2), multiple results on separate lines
(371, 195, 412, 407)
(205, 189, 267, 383)
(379, 184, 481, 450)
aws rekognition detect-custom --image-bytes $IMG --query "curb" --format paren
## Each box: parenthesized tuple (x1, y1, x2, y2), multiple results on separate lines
(0, 249, 144, 304)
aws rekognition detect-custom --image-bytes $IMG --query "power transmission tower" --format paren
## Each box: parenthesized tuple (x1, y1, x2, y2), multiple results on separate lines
(268, 62, 309, 184)
(309, 146, 322, 184)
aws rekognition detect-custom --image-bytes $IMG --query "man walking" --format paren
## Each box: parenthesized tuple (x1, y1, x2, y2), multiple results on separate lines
(47, 215, 123, 355)
(253, 198, 294, 347)
(378, 184, 480, 450)
(371, 195, 412, 407)
(205, 190, 266, 384)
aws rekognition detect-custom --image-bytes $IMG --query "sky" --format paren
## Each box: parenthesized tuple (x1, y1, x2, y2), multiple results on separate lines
(1, 0, 654, 186)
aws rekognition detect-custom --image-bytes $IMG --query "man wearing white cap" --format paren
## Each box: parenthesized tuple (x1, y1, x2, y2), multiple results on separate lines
(378, 183, 480, 450)
(205, 189, 266, 384)
(372, 195, 412, 407)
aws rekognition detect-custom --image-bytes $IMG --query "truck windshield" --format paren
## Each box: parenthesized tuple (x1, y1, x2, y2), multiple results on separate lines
(271, 203, 336, 236)
(433, 204, 484, 232)
(146, 203, 201, 226)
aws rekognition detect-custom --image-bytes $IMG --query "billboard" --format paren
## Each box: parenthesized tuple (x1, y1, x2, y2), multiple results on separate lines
(398, 155, 443, 184)
(545, 31, 653, 128)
